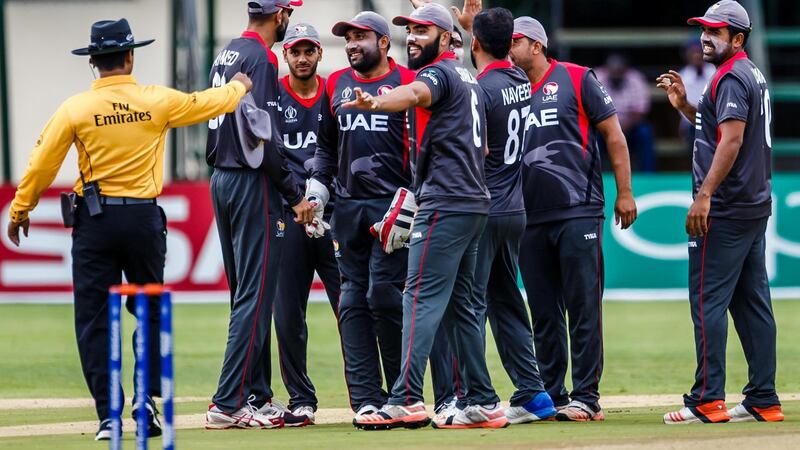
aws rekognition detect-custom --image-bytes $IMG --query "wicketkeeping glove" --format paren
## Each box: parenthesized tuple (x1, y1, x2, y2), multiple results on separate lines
(370, 188, 418, 254)
(304, 179, 330, 238)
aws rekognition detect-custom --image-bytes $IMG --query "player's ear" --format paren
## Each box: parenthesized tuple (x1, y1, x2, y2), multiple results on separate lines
(440, 31, 451, 51)
(471, 36, 480, 54)
(318, 47, 324, 61)
(283, 48, 289, 63)
(379, 35, 390, 51)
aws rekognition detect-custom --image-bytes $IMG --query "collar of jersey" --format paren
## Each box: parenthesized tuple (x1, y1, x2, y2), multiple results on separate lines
(418, 51, 457, 72)
(92, 74, 137, 90)
(531, 58, 558, 93)
(477, 60, 513, 80)
(350, 57, 398, 83)
(281, 74, 324, 108)
(718, 50, 749, 70)
(241, 30, 268, 47)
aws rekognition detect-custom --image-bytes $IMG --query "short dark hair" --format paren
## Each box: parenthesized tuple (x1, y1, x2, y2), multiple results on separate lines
(728, 26, 750, 46)
(249, 11, 276, 25)
(91, 50, 129, 71)
(473, 7, 514, 60)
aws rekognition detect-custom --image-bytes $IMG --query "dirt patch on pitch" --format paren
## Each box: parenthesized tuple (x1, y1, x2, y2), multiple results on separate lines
(1, 394, 798, 438)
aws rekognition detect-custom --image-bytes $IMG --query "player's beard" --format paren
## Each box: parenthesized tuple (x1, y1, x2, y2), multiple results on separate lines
(349, 44, 382, 73)
(701, 34, 732, 66)
(276, 22, 289, 43)
(408, 33, 442, 70)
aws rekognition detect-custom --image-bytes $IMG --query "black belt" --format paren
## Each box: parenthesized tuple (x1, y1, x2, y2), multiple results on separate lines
(100, 196, 157, 206)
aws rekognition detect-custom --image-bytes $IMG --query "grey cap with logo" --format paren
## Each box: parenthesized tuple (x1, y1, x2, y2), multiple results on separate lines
(283, 23, 321, 49)
(332, 11, 391, 38)
(513, 16, 548, 48)
(392, 3, 454, 32)
(687, 0, 751, 31)
(247, 0, 303, 15)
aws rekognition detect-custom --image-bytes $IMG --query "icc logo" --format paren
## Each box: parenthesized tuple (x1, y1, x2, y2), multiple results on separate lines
(342, 87, 353, 100)
(543, 82, 559, 96)
(276, 219, 286, 238)
(285, 105, 298, 120)
(378, 85, 394, 96)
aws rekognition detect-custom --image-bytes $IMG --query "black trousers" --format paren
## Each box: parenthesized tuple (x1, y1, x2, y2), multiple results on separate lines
(518, 217, 605, 408)
(72, 201, 166, 421)
(684, 217, 779, 408)
(210, 168, 286, 413)
(274, 212, 340, 411)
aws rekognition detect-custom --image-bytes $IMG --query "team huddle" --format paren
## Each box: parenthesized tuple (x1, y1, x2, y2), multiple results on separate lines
(199, 0, 783, 431)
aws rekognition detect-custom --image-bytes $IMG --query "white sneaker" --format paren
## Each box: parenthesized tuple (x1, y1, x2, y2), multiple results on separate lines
(292, 406, 316, 424)
(433, 396, 459, 423)
(205, 403, 283, 429)
(728, 403, 783, 423)
(432, 403, 509, 429)
(254, 397, 312, 428)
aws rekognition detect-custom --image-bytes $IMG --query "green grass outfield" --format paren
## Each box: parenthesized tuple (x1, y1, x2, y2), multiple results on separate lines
(1, 300, 799, 448)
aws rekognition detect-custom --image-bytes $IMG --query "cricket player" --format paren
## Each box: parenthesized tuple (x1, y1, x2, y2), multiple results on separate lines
(272, 23, 340, 424)
(306, 11, 416, 418)
(452, 5, 558, 424)
(204, 0, 315, 429)
(348, 3, 507, 430)
(510, 16, 637, 421)
(658, 0, 783, 424)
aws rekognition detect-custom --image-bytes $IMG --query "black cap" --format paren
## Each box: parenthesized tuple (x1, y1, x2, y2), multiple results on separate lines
(71, 18, 154, 56)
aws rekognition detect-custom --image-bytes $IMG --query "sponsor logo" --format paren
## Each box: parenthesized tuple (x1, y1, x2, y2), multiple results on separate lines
(604, 95, 613, 105)
(411, 232, 423, 239)
(420, 71, 438, 86)
(276, 219, 286, 238)
(688, 241, 698, 248)
(341, 87, 352, 100)
(378, 85, 394, 96)
(543, 82, 559, 96)
(726, 102, 738, 109)
(333, 239, 341, 258)
(584, 232, 598, 240)
(284, 105, 298, 121)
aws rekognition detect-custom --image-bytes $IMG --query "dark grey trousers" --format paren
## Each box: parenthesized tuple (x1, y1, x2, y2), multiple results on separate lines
(388, 210, 500, 407)
(274, 212, 340, 411)
(684, 217, 779, 408)
(519, 217, 605, 408)
(210, 168, 285, 413)
(473, 213, 546, 406)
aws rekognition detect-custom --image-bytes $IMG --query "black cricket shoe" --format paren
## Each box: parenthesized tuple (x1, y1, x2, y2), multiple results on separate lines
(132, 395, 163, 438)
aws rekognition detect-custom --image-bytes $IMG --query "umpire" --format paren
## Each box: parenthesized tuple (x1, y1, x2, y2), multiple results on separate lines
(6, 18, 252, 441)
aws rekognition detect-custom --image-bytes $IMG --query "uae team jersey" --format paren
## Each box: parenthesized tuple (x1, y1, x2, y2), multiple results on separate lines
(205, 31, 301, 205)
(477, 61, 531, 216)
(522, 59, 616, 225)
(278, 75, 325, 185)
(312, 58, 414, 199)
(694, 51, 772, 219)
(410, 52, 490, 214)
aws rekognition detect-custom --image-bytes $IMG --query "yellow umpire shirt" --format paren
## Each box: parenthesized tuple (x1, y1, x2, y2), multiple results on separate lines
(8, 75, 247, 223)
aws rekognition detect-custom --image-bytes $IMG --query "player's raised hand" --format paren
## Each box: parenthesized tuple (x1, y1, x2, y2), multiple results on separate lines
(343, 87, 379, 110)
(656, 70, 688, 111)
(451, 0, 482, 32)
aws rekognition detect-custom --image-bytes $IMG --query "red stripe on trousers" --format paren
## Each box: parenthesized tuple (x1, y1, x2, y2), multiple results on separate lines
(698, 219, 712, 401)
(405, 211, 439, 405)
(236, 176, 271, 409)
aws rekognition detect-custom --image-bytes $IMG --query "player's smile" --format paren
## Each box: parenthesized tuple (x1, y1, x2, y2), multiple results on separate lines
(407, 44, 422, 58)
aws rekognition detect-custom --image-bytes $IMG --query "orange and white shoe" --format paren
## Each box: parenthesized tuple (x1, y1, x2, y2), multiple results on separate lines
(353, 402, 431, 430)
(432, 403, 509, 429)
(729, 403, 784, 423)
(663, 400, 729, 425)
(555, 400, 605, 422)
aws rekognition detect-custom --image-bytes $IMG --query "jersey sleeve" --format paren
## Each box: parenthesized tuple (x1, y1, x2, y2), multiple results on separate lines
(416, 66, 449, 109)
(582, 70, 617, 124)
(165, 81, 246, 128)
(9, 102, 76, 222)
(715, 75, 750, 123)
(310, 88, 339, 189)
